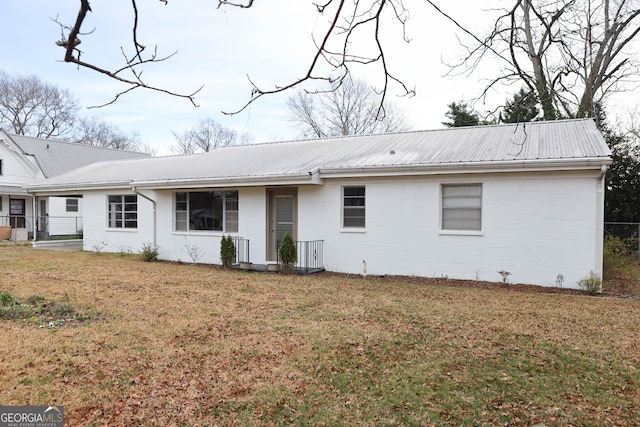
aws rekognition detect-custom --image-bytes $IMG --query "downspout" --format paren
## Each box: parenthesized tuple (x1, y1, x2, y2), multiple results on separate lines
(32, 195, 37, 242)
(132, 186, 157, 247)
(595, 164, 607, 289)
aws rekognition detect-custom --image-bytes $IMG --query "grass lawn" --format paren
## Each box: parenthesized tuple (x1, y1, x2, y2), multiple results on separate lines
(1, 246, 639, 426)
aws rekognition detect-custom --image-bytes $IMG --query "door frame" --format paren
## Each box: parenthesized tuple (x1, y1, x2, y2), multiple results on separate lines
(266, 187, 298, 261)
(9, 198, 26, 229)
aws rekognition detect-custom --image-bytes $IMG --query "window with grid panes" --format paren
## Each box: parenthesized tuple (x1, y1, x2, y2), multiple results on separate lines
(108, 195, 137, 229)
(342, 186, 365, 228)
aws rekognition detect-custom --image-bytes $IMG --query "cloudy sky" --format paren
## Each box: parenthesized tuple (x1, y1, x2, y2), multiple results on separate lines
(1, 1, 637, 154)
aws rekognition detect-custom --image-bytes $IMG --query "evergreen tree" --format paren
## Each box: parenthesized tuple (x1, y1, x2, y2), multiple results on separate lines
(500, 88, 540, 123)
(278, 232, 297, 269)
(442, 102, 480, 128)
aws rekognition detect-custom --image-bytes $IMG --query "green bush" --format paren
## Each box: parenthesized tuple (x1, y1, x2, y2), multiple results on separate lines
(220, 235, 236, 268)
(577, 271, 602, 295)
(140, 243, 159, 262)
(278, 231, 297, 269)
(0, 291, 14, 306)
(603, 235, 636, 277)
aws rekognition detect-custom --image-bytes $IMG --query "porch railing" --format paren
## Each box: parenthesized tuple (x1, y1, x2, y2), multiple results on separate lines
(0, 215, 33, 241)
(36, 216, 83, 239)
(0, 215, 32, 229)
(277, 239, 324, 274)
(0, 215, 82, 241)
(233, 237, 250, 264)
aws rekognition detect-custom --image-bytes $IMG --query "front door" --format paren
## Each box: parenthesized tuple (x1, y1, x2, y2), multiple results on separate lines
(9, 199, 25, 229)
(267, 189, 297, 261)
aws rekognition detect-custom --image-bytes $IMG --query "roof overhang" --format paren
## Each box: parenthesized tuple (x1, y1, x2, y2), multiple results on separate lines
(26, 173, 322, 195)
(130, 172, 322, 190)
(317, 157, 612, 178)
(25, 157, 611, 194)
(0, 185, 30, 196)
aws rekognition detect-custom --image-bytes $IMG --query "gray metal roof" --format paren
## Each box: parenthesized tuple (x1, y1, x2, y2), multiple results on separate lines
(5, 132, 150, 177)
(28, 119, 611, 191)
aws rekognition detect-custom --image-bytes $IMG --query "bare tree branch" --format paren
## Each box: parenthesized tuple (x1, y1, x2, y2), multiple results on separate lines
(55, 0, 202, 108)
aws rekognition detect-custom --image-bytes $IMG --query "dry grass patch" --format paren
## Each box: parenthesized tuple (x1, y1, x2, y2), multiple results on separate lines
(0, 247, 639, 426)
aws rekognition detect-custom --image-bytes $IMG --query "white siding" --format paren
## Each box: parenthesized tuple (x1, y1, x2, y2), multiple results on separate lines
(82, 191, 154, 254)
(47, 197, 83, 235)
(153, 188, 266, 264)
(81, 170, 603, 290)
(298, 171, 602, 288)
(0, 142, 38, 186)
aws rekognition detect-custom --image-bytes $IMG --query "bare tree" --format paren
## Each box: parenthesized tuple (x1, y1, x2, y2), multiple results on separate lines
(0, 70, 79, 138)
(54, 0, 417, 113)
(71, 116, 143, 152)
(287, 77, 410, 138)
(170, 118, 239, 155)
(446, 0, 640, 119)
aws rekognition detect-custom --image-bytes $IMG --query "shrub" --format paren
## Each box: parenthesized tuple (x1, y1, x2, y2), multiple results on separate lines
(603, 235, 635, 276)
(0, 291, 14, 306)
(278, 231, 297, 270)
(220, 235, 236, 268)
(184, 238, 204, 264)
(577, 271, 602, 295)
(140, 243, 159, 262)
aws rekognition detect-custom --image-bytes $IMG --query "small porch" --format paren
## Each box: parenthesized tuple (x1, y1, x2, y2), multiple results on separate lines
(231, 237, 325, 275)
(0, 214, 83, 242)
(0, 215, 31, 242)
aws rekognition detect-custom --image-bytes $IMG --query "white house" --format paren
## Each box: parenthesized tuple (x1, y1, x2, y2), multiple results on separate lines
(27, 119, 611, 289)
(0, 130, 149, 241)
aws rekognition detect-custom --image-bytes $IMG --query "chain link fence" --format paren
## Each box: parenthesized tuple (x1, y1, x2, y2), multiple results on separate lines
(604, 222, 640, 261)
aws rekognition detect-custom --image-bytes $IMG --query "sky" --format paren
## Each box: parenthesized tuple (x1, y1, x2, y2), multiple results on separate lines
(1, 1, 637, 155)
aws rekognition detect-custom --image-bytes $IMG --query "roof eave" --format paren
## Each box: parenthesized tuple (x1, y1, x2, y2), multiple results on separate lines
(130, 173, 320, 190)
(26, 181, 134, 195)
(317, 157, 613, 178)
(27, 173, 321, 193)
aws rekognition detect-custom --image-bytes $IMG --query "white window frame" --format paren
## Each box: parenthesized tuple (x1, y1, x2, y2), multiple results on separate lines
(174, 190, 238, 233)
(107, 195, 138, 229)
(441, 184, 482, 233)
(342, 186, 366, 230)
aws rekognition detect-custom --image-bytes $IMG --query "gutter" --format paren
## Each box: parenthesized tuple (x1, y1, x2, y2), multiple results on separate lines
(132, 186, 157, 247)
(317, 157, 613, 178)
(129, 173, 319, 190)
(25, 182, 134, 195)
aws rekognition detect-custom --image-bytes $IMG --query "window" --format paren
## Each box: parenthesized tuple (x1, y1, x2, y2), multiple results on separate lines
(66, 198, 79, 212)
(343, 186, 365, 228)
(441, 184, 482, 231)
(108, 195, 137, 229)
(175, 190, 238, 232)
(0, 159, 3, 175)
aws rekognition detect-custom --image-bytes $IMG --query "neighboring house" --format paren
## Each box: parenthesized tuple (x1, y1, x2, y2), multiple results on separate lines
(27, 119, 611, 289)
(0, 130, 150, 241)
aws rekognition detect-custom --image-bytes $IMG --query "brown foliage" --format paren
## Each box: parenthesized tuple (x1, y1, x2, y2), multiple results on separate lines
(0, 247, 639, 425)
